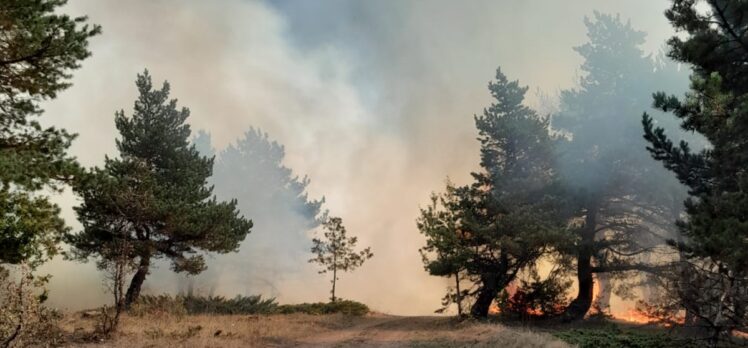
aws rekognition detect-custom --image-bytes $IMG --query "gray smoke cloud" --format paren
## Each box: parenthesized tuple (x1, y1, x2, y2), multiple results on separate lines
(38, 0, 679, 315)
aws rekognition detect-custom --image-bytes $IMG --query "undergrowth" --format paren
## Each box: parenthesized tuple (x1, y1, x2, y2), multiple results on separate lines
(131, 294, 369, 316)
(277, 300, 369, 316)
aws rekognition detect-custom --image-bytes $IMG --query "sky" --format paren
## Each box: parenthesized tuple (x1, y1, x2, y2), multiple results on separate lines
(40, 0, 677, 315)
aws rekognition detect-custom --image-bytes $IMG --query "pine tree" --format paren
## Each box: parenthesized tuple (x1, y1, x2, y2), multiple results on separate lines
(68, 71, 252, 307)
(0, 0, 100, 266)
(553, 12, 690, 321)
(417, 182, 471, 315)
(418, 68, 565, 318)
(215, 128, 323, 234)
(179, 128, 324, 296)
(642, 0, 748, 341)
(309, 216, 372, 302)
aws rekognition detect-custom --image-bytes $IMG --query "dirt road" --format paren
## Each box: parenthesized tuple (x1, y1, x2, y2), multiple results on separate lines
(62, 312, 570, 347)
(294, 314, 570, 347)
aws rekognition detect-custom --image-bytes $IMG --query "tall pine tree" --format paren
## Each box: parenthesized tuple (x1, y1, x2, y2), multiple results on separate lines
(0, 0, 100, 267)
(175, 128, 324, 296)
(68, 71, 252, 307)
(418, 68, 565, 318)
(553, 13, 690, 320)
(643, 0, 748, 340)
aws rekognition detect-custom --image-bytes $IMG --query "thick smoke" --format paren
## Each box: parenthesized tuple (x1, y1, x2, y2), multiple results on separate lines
(147, 129, 325, 301)
(37, 0, 687, 315)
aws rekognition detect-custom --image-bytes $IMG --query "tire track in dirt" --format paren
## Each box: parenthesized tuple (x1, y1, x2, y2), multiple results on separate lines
(294, 315, 414, 347)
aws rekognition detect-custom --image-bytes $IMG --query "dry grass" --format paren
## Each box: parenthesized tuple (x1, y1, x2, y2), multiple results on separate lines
(57, 311, 571, 347)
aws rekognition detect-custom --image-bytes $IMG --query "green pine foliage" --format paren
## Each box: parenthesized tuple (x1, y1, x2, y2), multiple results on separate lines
(643, 0, 748, 276)
(310, 216, 373, 302)
(68, 71, 252, 307)
(642, 0, 748, 342)
(418, 68, 565, 318)
(0, 0, 100, 267)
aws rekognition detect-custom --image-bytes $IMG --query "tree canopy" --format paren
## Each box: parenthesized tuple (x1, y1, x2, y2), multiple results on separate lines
(0, 0, 100, 267)
(68, 71, 252, 306)
(418, 68, 565, 318)
(310, 216, 372, 302)
(642, 0, 748, 340)
(174, 128, 325, 296)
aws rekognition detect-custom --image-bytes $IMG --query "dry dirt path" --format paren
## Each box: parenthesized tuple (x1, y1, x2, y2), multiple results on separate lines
(60, 312, 571, 347)
(296, 315, 414, 347)
(291, 314, 569, 347)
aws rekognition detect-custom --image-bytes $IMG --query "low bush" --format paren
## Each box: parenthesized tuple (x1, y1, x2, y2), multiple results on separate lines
(181, 295, 278, 315)
(132, 294, 278, 316)
(131, 294, 369, 316)
(277, 300, 369, 316)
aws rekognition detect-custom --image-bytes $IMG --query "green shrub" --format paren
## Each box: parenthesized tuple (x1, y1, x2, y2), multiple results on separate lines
(554, 327, 700, 348)
(131, 294, 368, 316)
(181, 294, 278, 315)
(132, 294, 278, 316)
(277, 300, 369, 316)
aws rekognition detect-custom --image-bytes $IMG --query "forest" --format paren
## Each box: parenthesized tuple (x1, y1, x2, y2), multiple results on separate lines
(2, 0, 748, 347)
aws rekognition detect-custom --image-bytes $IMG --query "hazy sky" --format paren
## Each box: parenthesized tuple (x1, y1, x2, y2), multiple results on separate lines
(41, 0, 676, 315)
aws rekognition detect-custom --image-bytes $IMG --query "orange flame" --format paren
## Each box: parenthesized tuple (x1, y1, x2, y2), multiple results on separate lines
(587, 279, 670, 325)
(615, 309, 656, 324)
(488, 277, 688, 326)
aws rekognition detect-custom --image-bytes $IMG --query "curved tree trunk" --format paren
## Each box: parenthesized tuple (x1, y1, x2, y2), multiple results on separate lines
(471, 274, 499, 318)
(124, 254, 151, 308)
(563, 202, 598, 322)
(564, 247, 594, 321)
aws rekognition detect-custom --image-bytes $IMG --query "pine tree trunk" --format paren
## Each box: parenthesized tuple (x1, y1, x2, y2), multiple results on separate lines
(564, 248, 594, 321)
(331, 266, 337, 303)
(455, 272, 463, 316)
(471, 274, 499, 318)
(564, 202, 597, 322)
(124, 254, 151, 308)
(330, 246, 337, 303)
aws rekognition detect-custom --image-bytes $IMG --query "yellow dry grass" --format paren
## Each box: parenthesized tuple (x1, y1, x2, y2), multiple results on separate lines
(58, 312, 572, 347)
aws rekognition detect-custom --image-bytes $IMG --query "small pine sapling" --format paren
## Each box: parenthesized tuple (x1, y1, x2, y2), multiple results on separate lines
(309, 217, 373, 302)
